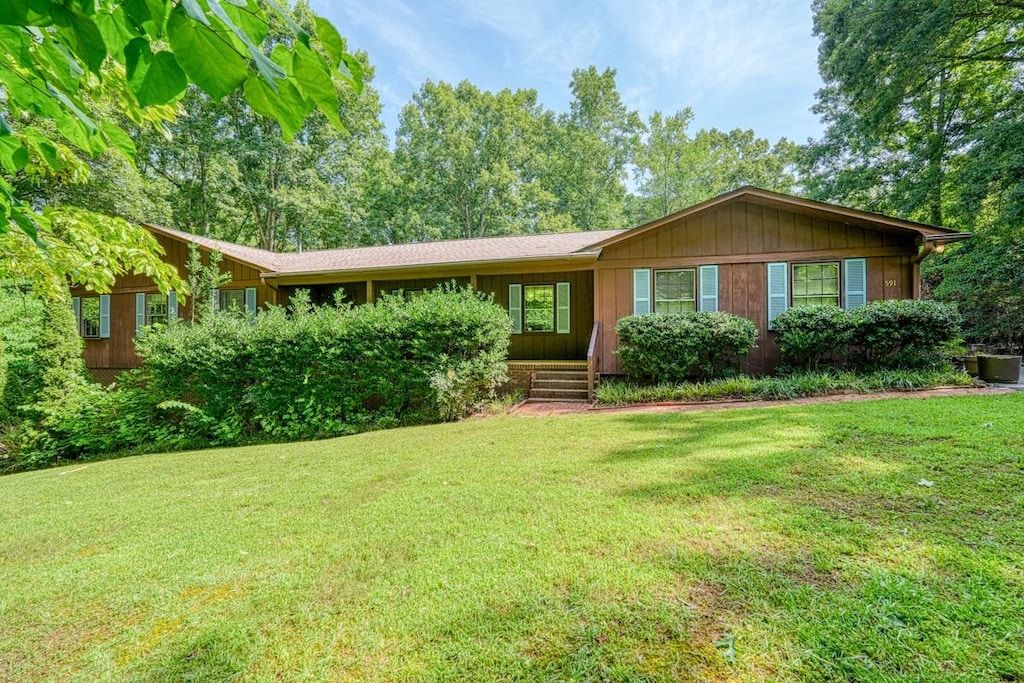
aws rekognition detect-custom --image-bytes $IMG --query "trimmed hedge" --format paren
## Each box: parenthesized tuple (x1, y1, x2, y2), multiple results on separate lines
(773, 299, 962, 372)
(615, 312, 758, 382)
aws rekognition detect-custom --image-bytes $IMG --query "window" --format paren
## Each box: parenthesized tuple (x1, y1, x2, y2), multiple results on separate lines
(523, 284, 555, 332)
(219, 289, 246, 311)
(79, 297, 101, 338)
(792, 262, 840, 307)
(145, 293, 168, 326)
(654, 269, 696, 314)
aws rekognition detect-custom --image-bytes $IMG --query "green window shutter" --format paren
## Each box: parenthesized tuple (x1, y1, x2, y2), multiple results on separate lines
(245, 287, 257, 316)
(633, 269, 651, 315)
(167, 291, 178, 322)
(508, 284, 522, 334)
(844, 258, 867, 309)
(99, 295, 111, 338)
(135, 292, 146, 337)
(556, 282, 570, 334)
(767, 262, 788, 329)
(211, 288, 219, 313)
(699, 265, 719, 312)
(72, 296, 81, 335)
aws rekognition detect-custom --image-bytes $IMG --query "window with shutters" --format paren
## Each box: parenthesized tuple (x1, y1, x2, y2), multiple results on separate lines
(792, 263, 840, 307)
(79, 297, 101, 338)
(654, 269, 696, 314)
(145, 293, 168, 326)
(523, 284, 555, 332)
(219, 289, 246, 311)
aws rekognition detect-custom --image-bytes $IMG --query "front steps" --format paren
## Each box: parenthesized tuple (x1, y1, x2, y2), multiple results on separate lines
(529, 369, 591, 402)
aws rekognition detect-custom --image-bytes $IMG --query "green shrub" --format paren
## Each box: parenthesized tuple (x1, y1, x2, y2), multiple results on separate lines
(137, 284, 511, 443)
(772, 305, 851, 370)
(616, 312, 758, 382)
(594, 369, 972, 406)
(847, 299, 962, 370)
(0, 287, 46, 425)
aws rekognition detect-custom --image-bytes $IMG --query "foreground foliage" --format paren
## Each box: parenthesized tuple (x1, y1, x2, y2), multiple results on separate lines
(595, 368, 974, 406)
(5, 287, 510, 471)
(2, 394, 1022, 681)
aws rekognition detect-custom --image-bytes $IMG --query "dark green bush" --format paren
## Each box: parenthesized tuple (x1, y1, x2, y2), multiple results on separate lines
(771, 305, 851, 370)
(847, 299, 962, 370)
(0, 287, 46, 426)
(137, 284, 511, 443)
(616, 312, 758, 382)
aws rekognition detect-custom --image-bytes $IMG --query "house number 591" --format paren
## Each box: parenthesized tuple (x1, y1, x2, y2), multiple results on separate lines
(884, 279, 897, 287)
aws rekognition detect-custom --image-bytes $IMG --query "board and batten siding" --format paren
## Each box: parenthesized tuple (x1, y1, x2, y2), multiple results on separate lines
(477, 270, 594, 361)
(73, 233, 275, 376)
(594, 200, 918, 375)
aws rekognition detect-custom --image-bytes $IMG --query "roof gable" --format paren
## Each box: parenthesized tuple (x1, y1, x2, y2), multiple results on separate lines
(587, 186, 971, 252)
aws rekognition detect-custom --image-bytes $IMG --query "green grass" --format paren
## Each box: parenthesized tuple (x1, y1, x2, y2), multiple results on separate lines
(595, 369, 974, 405)
(3, 393, 1023, 682)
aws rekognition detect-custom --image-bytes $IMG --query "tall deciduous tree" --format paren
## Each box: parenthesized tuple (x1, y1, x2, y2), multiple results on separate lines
(805, 0, 1024, 349)
(393, 80, 569, 241)
(543, 66, 642, 230)
(632, 110, 798, 223)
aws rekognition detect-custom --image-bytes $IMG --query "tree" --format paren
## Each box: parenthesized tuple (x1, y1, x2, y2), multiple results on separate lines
(542, 67, 641, 230)
(631, 110, 798, 223)
(394, 80, 569, 241)
(805, 0, 1024, 348)
(1, 0, 363, 300)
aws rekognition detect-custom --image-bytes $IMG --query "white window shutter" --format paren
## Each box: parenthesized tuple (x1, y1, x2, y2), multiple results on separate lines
(633, 269, 651, 315)
(72, 296, 81, 335)
(167, 291, 178, 322)
(767, 262, 788, 328)
(699, 265, 719, 312)
(99, 295, 111, 338)
(245, 287, 257, 316)
(508, 284, 522, 334)
(844, 258, 867, 309)
(135, 292, 146, 337)
(556, 282, 570, 334)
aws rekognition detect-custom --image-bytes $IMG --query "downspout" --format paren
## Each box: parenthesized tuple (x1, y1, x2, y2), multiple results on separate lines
(911, 241, 934, 299)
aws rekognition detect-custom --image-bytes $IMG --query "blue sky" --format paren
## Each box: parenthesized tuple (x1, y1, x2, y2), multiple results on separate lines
(310, 0, 825, 145)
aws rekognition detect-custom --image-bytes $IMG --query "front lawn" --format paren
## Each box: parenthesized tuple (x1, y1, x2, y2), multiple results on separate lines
(2, 393, 1023, 681)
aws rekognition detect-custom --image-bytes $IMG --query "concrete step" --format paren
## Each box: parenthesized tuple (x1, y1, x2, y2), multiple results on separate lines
(525, 397, 589, 403)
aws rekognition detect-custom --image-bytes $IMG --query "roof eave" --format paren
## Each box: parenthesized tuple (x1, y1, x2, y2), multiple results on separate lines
(261, 251, 602, 281)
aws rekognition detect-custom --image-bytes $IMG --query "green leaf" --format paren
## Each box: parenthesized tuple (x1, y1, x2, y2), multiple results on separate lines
(94, 7, 139, 59)
(0, 0, 52, 26)
(314, 16, 344, 66)
(292, 44, 341, 129)
(22, 129, 62, 171)
(122, 0, 165, 37)
(222, 0, 267, 46)
(243, 74, 313, 141)
(178, 0, 211, 26)
(101, 122, 137, 162)
(166, 6, 248, 100)
(33, 35, 84, 92)
(0, 136, 29, 173)
(45, 83, 97, 134)
(125, 38, 187, 106)
(338, 53, 364, 95)
(0, 113, 10, 135)
(264, 0, 310, 45)
(49, 4, 106, 74)
(206, 0, 285, 89)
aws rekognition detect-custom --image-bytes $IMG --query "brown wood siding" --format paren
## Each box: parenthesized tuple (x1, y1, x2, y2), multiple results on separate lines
(477, 271, 593, 361)
(74, 234, 273, 371)
(596, 201, 920, 375)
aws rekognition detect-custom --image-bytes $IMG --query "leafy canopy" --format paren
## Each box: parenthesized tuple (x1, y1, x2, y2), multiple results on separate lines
(0, 0, 363, 246)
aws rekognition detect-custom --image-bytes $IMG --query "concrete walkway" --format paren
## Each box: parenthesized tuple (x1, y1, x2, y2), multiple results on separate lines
(511, 384, 1018, 417)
